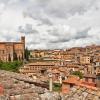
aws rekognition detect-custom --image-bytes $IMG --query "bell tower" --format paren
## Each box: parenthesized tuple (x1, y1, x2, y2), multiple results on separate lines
(21, 36, 25, 43)
(21, 36, 25, 60)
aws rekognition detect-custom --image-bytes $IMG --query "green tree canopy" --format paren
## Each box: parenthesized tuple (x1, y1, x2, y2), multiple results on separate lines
(0, 61, 22, 72)
(72, 71, 83, 79)
(25, 47, 30, 61)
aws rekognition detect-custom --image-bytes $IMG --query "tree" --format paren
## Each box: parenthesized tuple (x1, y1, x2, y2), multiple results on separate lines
(25, 47, 30, 61)
(0, 61, 23, 72)
(72, 71, 83, 79)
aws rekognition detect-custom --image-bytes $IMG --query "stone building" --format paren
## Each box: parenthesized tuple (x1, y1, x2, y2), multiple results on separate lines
(0, 36, 25, 62)
(80, 55, 91, 65)
(30, 50, 45, 58)
(19, 62, 57, 75)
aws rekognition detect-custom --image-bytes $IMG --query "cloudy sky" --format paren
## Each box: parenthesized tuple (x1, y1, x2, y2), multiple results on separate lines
(0, 0, 100, 49)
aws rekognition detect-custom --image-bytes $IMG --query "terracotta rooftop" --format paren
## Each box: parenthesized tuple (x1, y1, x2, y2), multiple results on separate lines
(63, 75, 80, 84)
(63, 75, 98, 91)
(62, 86, 100, 100)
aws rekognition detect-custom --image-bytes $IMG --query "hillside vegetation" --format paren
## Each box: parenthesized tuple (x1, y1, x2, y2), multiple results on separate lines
(0, 61, 23, 72)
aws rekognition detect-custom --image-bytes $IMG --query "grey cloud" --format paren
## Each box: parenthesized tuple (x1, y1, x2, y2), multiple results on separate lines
(40, 18, 53, 25)
(18, 24, 38, 34)
(31, 0, 96, 18)
(27, 41, 40, 45)
(47, 27, 92, 44)
(74, 27, 91, 39)
(20, 0, 100, 49)
(49, 38, 70, 44)
(23, 10, 53, 26)
(0, 0, 100, 49)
